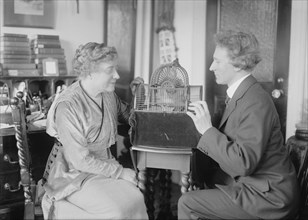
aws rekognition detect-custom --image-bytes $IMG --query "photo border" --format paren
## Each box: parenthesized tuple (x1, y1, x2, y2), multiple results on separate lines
(3, 0, 55, 29)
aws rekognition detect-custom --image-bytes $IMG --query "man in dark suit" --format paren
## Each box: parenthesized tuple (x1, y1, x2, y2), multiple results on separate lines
(178, 30, 299, 219)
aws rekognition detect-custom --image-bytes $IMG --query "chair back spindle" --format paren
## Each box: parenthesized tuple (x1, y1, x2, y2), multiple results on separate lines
(10, 91, 35, 220)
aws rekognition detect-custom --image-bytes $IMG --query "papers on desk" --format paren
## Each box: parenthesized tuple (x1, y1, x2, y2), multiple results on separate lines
(26, 112, 47, 130)
(0, 123, 14, 129)
(0, 105, 12, 114)
(31, 119, 47, 129)
(26, 111, 45, 123)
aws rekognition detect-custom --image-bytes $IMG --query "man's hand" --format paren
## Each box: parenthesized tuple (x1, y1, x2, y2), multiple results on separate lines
(130, 77, 144, 96)
(187, 101, 212, 135)
(119, 168, 138, 186)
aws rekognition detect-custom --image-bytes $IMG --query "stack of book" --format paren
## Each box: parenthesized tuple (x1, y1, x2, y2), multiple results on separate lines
(0, 33, 38, 76)
(31, 34, 68, 75)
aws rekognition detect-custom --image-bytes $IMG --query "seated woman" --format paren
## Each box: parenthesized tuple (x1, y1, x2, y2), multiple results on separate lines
(42, 42, 148, 219)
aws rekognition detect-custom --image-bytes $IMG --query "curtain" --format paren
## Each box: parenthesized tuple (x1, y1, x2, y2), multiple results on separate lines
(286, 0, 308, 139)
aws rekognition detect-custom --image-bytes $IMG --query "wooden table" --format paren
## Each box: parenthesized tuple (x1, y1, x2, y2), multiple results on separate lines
(130, 145, 193, 220)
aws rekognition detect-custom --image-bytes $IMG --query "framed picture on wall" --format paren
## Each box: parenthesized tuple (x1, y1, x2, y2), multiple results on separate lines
(2, 0, 55, 28)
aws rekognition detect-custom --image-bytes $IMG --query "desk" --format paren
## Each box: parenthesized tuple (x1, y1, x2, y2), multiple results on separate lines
(0, 121, 52, 220)
(130, 145, 192, 220)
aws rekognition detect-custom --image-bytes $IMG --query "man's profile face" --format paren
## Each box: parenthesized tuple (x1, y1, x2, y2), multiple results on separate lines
(209, 46, 237, 87)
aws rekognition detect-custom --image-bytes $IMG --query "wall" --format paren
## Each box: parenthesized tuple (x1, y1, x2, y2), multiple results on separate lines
(0, 0, 105, 75)
(136, 0, 206, 89)
(172, 0, 206, 183)
(134, 0, 152, 84)
(174, 0, 206, 89)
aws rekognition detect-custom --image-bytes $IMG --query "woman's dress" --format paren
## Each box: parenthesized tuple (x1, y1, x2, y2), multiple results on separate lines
(41, 81, 148, 219)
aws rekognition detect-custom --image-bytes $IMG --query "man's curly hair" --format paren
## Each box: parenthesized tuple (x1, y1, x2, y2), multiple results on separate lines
(214, 30, 262, 71)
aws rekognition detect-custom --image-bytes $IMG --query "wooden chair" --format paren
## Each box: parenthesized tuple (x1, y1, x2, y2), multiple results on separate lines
(33, 139, 61, 220)
(10, 91, 57, 220)
(10, 92, 35, 220)
(286, 135, 308, 220)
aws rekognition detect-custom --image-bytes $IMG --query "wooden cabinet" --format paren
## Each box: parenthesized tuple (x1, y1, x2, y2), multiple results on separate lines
(0, 133, 24, 219)
(0, 134, 24, 205)
(0, 75, 77, 99)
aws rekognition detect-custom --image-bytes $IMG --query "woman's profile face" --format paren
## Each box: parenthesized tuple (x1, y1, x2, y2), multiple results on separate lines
(91, 58, 119, 92)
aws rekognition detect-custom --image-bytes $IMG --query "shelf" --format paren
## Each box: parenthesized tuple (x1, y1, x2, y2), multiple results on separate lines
(0, 124, 46, 137)
(0, 75, 77, 98)
(0, 75, 77, 80)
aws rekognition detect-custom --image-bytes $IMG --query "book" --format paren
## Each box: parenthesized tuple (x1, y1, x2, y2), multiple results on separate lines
(37, 67, 68, 76)
(0, 58, 31, 64)
(5, 69, 39, 76)
(0, 50, 31, 55)
(33, 58, 66, 65)
(2, 63, 36, 70)
(37, 63, 67, 70)
(32, 53, 65, 59)
(0, 46, 31, 52)
(0, 54, 31, 59)
(0, 41, 30, 47)
(32, 44, 62, 49)
(0, 37, 29, 42)
(32, 34, 60, 40)
(33, 48, 65, 55)
(32, 38, 61, 46)
(1, 33, 28, 38)
(59, 69, 68, 75)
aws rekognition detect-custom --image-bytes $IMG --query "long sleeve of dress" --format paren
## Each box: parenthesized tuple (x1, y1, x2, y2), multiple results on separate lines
(115, 93, 131, 124)
(55, 102, 123, 179)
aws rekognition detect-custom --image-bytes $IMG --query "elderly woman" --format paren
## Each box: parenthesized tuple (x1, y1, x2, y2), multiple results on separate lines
(42, 42, 148, 219)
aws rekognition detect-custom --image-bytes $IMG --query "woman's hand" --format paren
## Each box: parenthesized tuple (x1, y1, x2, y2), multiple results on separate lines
(119, 168, 138, 186)
(130, 77, 144, 96)
(186, 101, 212, 135)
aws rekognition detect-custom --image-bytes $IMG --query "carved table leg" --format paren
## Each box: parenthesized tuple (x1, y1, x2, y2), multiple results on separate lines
(165, 169, 172, 206)
(188, 173, 193, 191)
(137, 168, 147, 195)
(158, 169, 166, 219)
(181, 172, 190, 194)
(156, 169, 175, 220)
(147, 168, 158, 220)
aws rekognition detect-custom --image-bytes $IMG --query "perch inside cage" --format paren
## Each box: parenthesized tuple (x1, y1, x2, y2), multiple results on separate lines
(130, 59, 202, 148)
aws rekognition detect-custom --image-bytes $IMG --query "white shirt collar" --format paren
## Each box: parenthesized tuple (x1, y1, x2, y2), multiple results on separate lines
(227, 74, 251, 98)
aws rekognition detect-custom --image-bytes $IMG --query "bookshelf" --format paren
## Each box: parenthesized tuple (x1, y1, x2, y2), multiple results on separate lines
(0, 33, 68, 76)
(0, 75, 77, 99)
(1, 33, 76, 110)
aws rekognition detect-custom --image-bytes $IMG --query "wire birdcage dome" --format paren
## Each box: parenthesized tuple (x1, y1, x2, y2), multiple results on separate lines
(133, 59, 190, 113)
(150, 58, 189, 88)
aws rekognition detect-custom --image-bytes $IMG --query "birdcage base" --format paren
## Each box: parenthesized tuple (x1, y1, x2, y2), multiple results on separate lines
(130, 112, 200, 148)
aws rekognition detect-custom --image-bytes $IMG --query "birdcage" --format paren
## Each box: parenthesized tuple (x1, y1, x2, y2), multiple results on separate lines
(129, 59, 202, 149)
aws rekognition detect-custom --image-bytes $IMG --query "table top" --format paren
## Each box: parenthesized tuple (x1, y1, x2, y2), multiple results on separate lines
(132, 145, 193, 154)
(0, 120, 46, 137)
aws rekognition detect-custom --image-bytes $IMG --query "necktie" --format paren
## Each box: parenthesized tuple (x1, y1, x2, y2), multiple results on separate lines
(225, 95, 231, 106)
